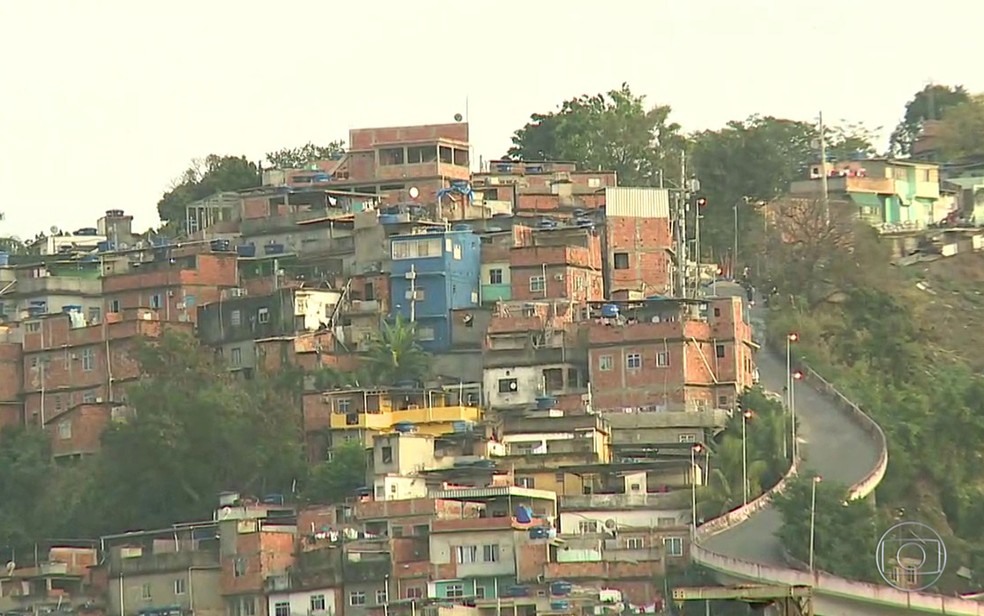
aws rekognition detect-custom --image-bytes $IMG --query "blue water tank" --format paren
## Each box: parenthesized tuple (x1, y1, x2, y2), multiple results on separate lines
(62, 305, 82, 313)
(97, 241, 114, 252)
(210, 239, 231, 252)
(550, 582, 573, 596)
(393, 422, 416, 433)
(514, 505, 533, 523)
(550, 601, 571, 611)
(536, 396, 557, 410)
(600, 304, 619, 318)
(264, 243, 285, 255)
(0, 252, 9, 267)
(237, 244, 256, 257)
(452, 223, 472, 232)
(379, 214, 401, 225)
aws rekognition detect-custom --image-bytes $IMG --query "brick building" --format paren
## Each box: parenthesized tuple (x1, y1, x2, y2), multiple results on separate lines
(22, 308, 191, 456)
(101, 250, 239, 324)
(603, 187, 673, 297)
(587, 296, 755, 412)
(509, 227, 603, 303)
(0, 326, 23, 428)
(472, 161, 615, 215)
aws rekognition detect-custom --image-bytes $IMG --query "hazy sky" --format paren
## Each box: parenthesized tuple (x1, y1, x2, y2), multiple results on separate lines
(3, 0, 983, 239)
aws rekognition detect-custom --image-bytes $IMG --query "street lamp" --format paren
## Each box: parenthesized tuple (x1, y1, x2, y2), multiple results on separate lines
(784, 333, 798, 459)
(690, 443, 704, 539)
(791, 370, 804, 461)
(809, 475, 823, 573)
(741, 409, 753, 506)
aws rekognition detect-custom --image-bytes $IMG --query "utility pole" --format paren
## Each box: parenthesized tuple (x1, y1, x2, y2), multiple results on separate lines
(674, 151, 688, 298)
(407, 264, 417, 322)
(819, 111, 830, 224)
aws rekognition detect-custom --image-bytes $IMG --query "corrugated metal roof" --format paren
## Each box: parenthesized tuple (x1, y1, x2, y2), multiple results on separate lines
(604, 187, 670, 218)
(429, 486, 557, 501)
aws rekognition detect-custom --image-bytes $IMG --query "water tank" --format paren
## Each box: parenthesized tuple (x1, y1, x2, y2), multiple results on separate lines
(550, 601, 571, 611)
(393, 422, 416, 433)
(106, 209, 125, 217)
(97, 241, 114, 252)
(600, 304, 619, 318)
(237, 244, 256, 258)
(452, 223, 472, 232)
(0, 252, 10, 267)
(210, 239, 231, 252)
(379, 214, 401, 225)
(514, 505, 533, 523)
(74, 227, 98, 236)
(535, 396, 557, 410)
(550, 582, 573, 596)
(264, 242, 285, 255)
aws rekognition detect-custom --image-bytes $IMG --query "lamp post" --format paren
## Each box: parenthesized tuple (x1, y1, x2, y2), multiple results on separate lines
(791, 369, 804, 461)
(741, 409, 753, 506)
(785, 333, 798, 460)
(690, 443, 704, 540)
(809, 475, 823, 573)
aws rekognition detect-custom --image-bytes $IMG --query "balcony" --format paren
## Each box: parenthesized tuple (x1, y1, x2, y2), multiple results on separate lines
(16, 276, 102, 296)
(328, 406, 481, 430)
(560, 491, 691, 511)
(110, 550, 220, 576)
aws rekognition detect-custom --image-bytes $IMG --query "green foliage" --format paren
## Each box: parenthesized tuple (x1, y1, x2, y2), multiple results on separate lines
(156, 155, 261, 227)
(890, 84, 970, 156)
(266, 141, 346, 169)
(302, 441, 367, 504)
(362, 316, 431, 386)
(773, 474, 881, 581)
(0, 427, 52, 549)
(506, 83, 685, 186)
(699, 388, 789, 518)
(936, 95, 984, 162)
(689, 116, 876, 260)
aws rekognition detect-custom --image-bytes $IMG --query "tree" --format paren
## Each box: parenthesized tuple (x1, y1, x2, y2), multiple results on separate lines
(80, 331, 305, 534)
(935, 95, 984, 161)
(157, 155, 261, 228)
(362, 316, 431, 386)
(0, 427, 52, 551)
(266, 141, 347, 169)
(690, 116, 876, 261)
(773, 474, 881, 581)
(890, 84, 970, 156)
(506, 84, 685, 186)
(302, 441, 367, 504)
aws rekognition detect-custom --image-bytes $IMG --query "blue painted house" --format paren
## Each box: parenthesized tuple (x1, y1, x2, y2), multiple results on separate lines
(389, 225, 481, 351)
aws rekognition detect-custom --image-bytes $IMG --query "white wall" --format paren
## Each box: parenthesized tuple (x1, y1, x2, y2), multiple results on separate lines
(429, 529, 517, 577)
(559, 509, 690, 534)
(267, 588, 337, 616)
(483, 366, 543, 408)
(372, 476, 427, 501)
(295, 290, 342, 331)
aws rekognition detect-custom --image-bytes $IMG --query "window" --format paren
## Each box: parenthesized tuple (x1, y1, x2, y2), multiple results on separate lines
(718, 395, 729, 408)
(230, 309, 242, 326)
(455, 545, 478, 563)
(310, 595, 326, 611)
(679, 433, 697, 443)
(715, 344, 726, 359)
(588, 177, 602, 188)
(599, 354, 613, 371)
(233, 557, 247, 577)
(446, 583, 464, 599)
(475, 586, 487, 599)
(516, 476, 535, 488)
(141, 583, 151, 600)
(613, 252, 630, 270)
(82, 390, 97, 403)
(274, 602, 289, 616)
(664, 536, 684, 557)
(26, 321, 41, 333)
(488, 268, 503, 285)
(439, 146, 454, 164)
(349, 591, 366, 606)
(58, 421, 71, 440)
(453, 149, 469, 167)
(626, 353, 642, 370)
(240, 598, 256, 616)
(555, 472, 565, 485)
(258, 307, 270, 324)
(497, 378, 517, 394)
(656, 351, 669, 367)
(230, 347, 243, 367)
(407, 146, 437, 164)
(452, 243, 462, 260)
(375, 589, 388, 604)
(392, 238, 441, 260)
(483, 544, 500, 562)
(415, 325, 435, 341)
(626, 537, 644, 550)
(174, 578, 186, 595)
(381, 446, 393, 464)
(88, 306, 101, 324)
(578, 520, 598, 534)
(713, 307, 721, 317)
(529, 275, 545, 293)
(150, 293, 163, 309)
(379, 147, 405, 166)
(337, 398, 351, 413)
(406, 587, 423, 599)
(110, 299, 121, 313)
(82, 347, 95, 371)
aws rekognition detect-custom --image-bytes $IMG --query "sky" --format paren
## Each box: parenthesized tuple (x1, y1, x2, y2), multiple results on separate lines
(2, 0, 984, 239)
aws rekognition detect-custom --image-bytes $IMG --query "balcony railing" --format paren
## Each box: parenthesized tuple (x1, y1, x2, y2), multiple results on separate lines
(560, 491, 691, 511)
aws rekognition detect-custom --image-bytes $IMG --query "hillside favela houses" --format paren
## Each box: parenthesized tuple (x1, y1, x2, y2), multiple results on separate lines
(0, 120, 794, 616)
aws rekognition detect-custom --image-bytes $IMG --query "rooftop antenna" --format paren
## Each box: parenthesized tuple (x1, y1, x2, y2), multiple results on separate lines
(49, 225, 60, 236)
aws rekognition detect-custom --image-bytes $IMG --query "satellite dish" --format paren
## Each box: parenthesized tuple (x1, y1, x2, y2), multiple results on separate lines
(408, 186, 420, 200)
(5, 561, 15, 574)
(604, 518, 617, 530)
(454, 113, 463, 122)
(49, 226, 60, 235)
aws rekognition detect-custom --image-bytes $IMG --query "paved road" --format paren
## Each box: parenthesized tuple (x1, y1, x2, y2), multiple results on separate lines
(702, 282, 880, 565)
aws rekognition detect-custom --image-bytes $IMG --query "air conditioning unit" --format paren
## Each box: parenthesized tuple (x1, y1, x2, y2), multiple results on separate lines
(553, 274, 564, 281)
